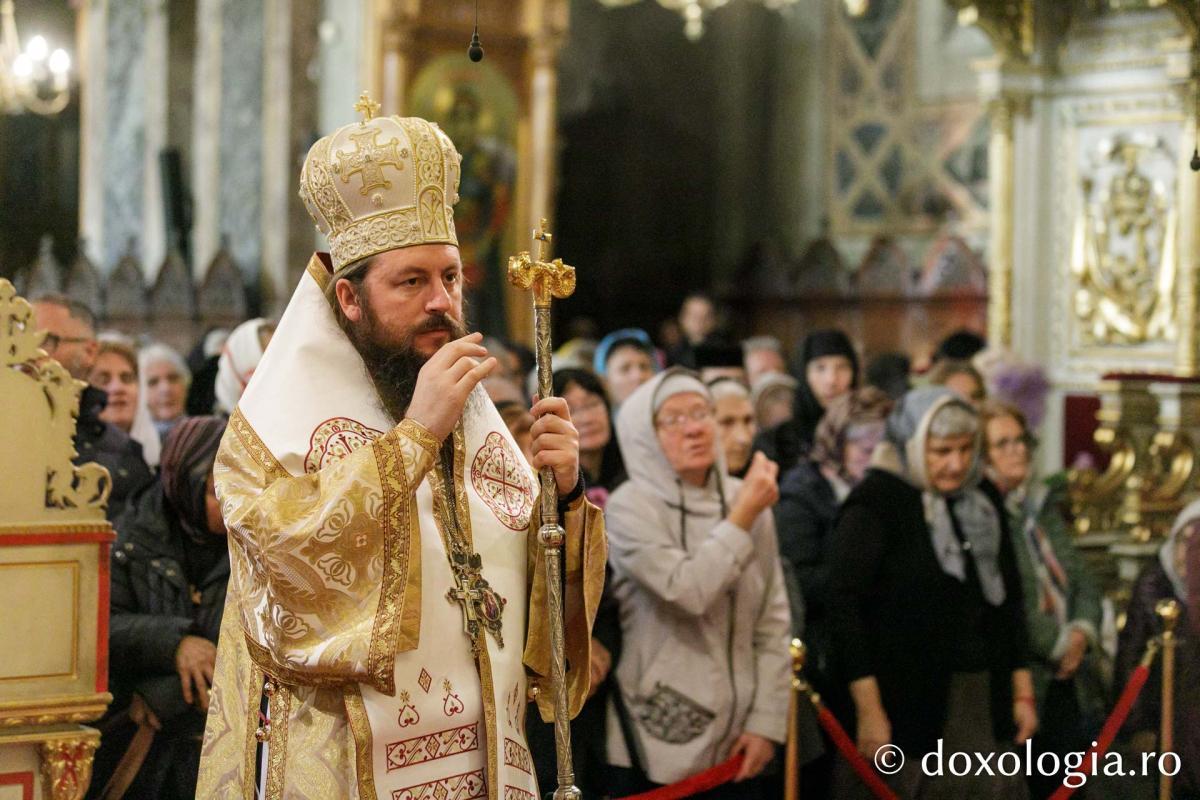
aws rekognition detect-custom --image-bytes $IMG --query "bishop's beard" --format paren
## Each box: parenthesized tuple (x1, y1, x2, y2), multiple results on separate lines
(342, 297, 469, 423)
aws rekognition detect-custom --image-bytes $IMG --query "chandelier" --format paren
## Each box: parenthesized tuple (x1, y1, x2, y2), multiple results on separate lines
(0, 0, 71, 116)
(595, 0, 801, 42)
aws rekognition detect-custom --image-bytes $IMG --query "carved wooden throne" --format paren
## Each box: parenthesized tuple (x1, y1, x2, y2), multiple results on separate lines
(0, 279, 113, 800)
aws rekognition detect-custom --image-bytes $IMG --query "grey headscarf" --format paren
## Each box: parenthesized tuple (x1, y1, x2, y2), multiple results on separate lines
(870, 386, 1006, 606)
(615, 368, 731, 521)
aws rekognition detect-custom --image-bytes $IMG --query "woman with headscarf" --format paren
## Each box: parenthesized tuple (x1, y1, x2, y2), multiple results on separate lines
(709, 377, 757, 479)
(89, 417, 230, 800)
(753, 329, 858, 472)
(594, 328, 659, 408)
(750, 371, 798, 431)
(980, 401, 1105, 800)
(214, 318, 274, 415)
(1115, 502, 1199, 798)
(775, 387, 892, 665)
(139, 343, 191, 440)
(605, 369, 792, 797)
(827, 387, 1034, 800)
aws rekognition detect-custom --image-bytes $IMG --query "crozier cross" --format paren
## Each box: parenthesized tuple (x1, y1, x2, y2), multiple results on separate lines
(335, 128, 405, 196)
(507, 219, 576, 308)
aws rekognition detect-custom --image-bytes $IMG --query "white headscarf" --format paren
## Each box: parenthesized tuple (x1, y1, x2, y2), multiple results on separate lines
(215, 318, 270, 415)
(1164, 499, 1200, 605)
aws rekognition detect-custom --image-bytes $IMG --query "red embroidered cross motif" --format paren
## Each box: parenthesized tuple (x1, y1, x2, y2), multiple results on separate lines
(470, 432, 534, 531)
(304, 417, 384, 473)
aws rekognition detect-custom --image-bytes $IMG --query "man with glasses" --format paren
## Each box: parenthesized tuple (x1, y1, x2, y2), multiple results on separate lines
(32, 294, 152, 518)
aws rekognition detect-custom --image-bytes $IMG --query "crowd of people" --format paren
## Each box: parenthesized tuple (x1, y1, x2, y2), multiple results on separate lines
(26, 289, 1199, 799)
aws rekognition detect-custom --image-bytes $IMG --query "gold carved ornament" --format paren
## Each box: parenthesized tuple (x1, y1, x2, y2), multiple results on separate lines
(0, 279, 110, 511)
(1069, 423, 1138, 535)
(1071, 139, 1177, 346)
(40, 737, 98, 800)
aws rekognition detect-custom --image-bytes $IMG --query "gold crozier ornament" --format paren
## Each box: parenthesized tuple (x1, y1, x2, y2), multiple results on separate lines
(507, 220, 581, 800)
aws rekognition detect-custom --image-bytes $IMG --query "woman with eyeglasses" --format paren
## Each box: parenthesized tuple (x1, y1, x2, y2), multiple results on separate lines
(981, 401, 1106, 800)
(604, 369, 791, 798)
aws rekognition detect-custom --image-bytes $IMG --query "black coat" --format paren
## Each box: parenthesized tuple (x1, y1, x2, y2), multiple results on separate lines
(88, 483, 230, 800)
(74, 386, 154, 521)
(774, 459, 838, 663)
(826, 468, 1029, 753)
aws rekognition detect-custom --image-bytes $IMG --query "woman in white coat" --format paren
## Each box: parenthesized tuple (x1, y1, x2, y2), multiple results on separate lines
(604, 368, 792, 798)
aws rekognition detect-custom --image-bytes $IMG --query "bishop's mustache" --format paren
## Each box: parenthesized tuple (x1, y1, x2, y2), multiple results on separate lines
(411, 312, 469, 341)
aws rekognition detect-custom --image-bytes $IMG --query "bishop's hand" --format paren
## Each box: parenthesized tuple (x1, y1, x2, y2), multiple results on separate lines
(529, 396, 580, 496)
(406, 333, 498, 441)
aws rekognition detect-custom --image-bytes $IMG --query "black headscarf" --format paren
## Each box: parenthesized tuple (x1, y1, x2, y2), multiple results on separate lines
(159, 416, 228, 582)
(752, 329, 860, 472)
(791, 329, 860, 444)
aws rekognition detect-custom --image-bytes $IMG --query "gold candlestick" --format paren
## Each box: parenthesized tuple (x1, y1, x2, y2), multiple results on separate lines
(1156, 599, 1180, 800)
(508, 219, 579, 800)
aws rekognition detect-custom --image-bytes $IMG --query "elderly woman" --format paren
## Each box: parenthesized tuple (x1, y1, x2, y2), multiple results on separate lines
(980, 402, 1105, 799)
(709, 377, 757, 479)
(89, 417, 229, 800)
(605, 369, 791, 798)
(828, 387, 1034, 800)
(1116, 502, 1200, 799)
(139, 343, 191, 438)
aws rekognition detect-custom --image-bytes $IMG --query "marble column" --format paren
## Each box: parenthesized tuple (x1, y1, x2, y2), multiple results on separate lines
(191, 0, 222, 275)
(218, 0, 265, 287)
(143, 0, 168, 276)
(78, 0, 107, 266)
(261, 0, 291, 309)
(100, 0, 147, 269)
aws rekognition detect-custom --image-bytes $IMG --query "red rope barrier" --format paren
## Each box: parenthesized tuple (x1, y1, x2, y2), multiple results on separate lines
(1046, 663, 1151, 800)
(814, 705, 901, 800)
(614, 755, 744, 800)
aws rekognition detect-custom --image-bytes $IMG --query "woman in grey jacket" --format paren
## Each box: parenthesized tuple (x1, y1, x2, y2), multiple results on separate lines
(604, 369, 792, 797)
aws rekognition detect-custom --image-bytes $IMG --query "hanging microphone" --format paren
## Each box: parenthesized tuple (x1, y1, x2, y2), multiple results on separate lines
(467, 0, 484, 62)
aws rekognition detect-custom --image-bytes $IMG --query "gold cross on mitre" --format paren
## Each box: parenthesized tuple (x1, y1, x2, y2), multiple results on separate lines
(353, 90, 380, 122)
(336, 91, 404, 196)
(507, 219, 576, 307)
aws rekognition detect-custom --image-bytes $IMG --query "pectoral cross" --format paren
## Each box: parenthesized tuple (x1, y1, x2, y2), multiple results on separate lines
(335, 128, 406, 196)
(445, 552, 506, 651)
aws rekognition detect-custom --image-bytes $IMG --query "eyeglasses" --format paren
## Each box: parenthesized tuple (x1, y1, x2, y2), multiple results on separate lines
(41, 333, 91, 351)
(655, 406, 713, 431)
